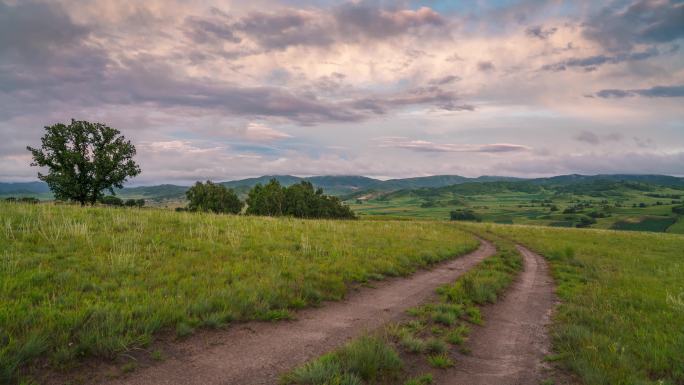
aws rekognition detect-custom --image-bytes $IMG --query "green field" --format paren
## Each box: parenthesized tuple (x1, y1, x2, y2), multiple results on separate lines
(610, 216, 677, 232)
(348, 181, 683, 233)
(464, 223, 684, 385)
(0, 202, 477, 382)
(667, 216, 684, 234)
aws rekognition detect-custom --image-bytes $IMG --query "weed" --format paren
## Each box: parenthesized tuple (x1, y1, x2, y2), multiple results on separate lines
(399, 335, 425, 354)
(121, 362, 136, 373)
(403, 374, 433, 385)
(282, 335, 402, 384)
(426, 354, 454, 368)
(424, 338, 447, 354)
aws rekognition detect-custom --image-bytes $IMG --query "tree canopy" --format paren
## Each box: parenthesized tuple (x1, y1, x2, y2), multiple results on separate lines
(186, 181, 243, 214)
(27, 120, 140, 205)
(246, 179, 355, 219)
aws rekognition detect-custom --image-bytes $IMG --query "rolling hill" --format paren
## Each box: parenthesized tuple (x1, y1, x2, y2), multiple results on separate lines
(2, 174, 682, 202)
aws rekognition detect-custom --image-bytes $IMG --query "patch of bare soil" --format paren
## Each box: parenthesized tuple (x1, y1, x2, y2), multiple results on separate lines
(56, 240, 494, 385)
(436, 245, 557, 385)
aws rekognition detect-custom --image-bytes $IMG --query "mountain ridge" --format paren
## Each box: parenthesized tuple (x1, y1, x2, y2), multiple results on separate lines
(2, 174, 683, 201)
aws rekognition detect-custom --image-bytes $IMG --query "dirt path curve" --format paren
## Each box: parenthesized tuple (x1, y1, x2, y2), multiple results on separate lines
(104, 240, 495, 385)
(439, 245, 556, 385)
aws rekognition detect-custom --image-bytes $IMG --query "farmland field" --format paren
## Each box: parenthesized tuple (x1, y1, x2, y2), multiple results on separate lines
(463, 223, 684, 385)
(0, 202, 477, 382)
(347, 180, 683, 233)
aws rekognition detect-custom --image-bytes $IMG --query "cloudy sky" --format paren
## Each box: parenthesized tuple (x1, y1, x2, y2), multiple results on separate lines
(1, 0, 683, 184)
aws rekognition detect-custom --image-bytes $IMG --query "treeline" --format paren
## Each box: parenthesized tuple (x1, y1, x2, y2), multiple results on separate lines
(183, 179, 355, 219)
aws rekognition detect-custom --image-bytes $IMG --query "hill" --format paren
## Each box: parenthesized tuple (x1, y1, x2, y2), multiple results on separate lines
(3, 174, 683, 204)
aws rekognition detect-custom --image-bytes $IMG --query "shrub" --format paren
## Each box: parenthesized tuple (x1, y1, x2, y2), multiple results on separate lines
(100, 195, 123, 206)
(673, 205, 684, 215)
(449, 209, 480, 221)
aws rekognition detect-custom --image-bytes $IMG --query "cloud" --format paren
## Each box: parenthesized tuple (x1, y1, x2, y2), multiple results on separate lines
(378, 137, 530, 153)
(541, 48, 661, 71)
(525, 25, 558, 39)
(574, 130, 623, 145)
(181, 3, 447, 51)
(428, 75, 461, 85)
(334, 4, 444, 40)
(593, 85, 684, 98)
(477, 61, 496, 72)
(583, 0, 684, 51)
(241, 123, 291, 141)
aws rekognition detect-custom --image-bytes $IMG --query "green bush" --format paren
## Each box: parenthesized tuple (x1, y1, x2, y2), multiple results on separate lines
(449, 209, 480, 221)
(186, 180, 243, 214)
(100, 195, 123, 206)
(247, 179, 355, 219)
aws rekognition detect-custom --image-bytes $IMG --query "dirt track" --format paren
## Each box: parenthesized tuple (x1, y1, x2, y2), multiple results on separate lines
(439, 245, 557, 385)
(99, 240, 495, 385)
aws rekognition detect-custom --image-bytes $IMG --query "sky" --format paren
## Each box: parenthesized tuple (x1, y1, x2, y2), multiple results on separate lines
(0, 0, 683, 184)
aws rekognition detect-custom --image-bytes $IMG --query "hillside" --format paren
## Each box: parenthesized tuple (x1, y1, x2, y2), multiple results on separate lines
(2, 174, 683, 205)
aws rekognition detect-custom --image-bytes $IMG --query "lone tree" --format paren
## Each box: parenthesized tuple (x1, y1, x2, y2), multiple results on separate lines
(186, 181, 243, 214)
(27, 120, 140, 205)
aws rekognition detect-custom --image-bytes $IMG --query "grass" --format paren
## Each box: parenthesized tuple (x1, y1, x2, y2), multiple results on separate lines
(280, 335, 402, 385)
(0, 202, 478, 383)
(283, 231, 523, 383)
(667, 216, 684, 234)
(348, 185, 683, 233)
(426, 354, 453, 368)
(466, 223, 684, 385)
(610, 216, 677, 232)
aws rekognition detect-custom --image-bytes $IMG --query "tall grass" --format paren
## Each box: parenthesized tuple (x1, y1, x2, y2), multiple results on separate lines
(466, 223, 684, 385)
(0, 202, 477, 382)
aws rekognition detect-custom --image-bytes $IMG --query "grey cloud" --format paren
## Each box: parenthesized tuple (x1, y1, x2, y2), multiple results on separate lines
(428, 75, 461, 85)
(541, 47, 660, 71)
(574, 130, 623, 145)
(182, 3, 446, 51)
(584, 0, 684, 51)
(0, 1, 89, 63)
(334, 3, 444, 40)
(184, 15, 241, 44)
(477, 61, 496, 72)
(379, 138, 529, 153)
(593, 85, 684, 98)
(525, 25, 557, 39)
(233, 10, 333, 49)
(350, 86, 472, 115)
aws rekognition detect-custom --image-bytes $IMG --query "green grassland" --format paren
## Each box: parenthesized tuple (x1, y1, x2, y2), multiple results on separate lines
(348, 181, 684, 233)
(463, 223, 684, 385)
(667, 216, 684, 234)
(0, 202, 478, 382)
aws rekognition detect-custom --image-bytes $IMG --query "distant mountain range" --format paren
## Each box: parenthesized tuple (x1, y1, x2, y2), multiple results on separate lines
(2, 174, 683, 201)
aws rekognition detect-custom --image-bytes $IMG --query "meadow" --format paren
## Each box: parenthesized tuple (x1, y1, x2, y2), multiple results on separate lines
(463, 223, 684, 385)
(348, 185, 684, 234)
(0, 202, 477, 382)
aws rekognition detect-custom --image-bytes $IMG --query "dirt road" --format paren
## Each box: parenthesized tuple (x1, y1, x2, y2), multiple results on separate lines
(101, 240, 495, 385)
(439, 245, 557, 385)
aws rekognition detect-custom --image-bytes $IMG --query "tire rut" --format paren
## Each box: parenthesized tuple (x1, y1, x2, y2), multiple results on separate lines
(438, 245, 556, 385)
(101, 240, 496, 385)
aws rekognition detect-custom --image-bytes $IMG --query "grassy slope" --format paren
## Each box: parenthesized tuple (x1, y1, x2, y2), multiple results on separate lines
(667, 216, 684, 234)
(282, 232, 523, 385)
(349, 185, 682, 232)
(0, 202, 477, 382)
(465, 223, 684, 385)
